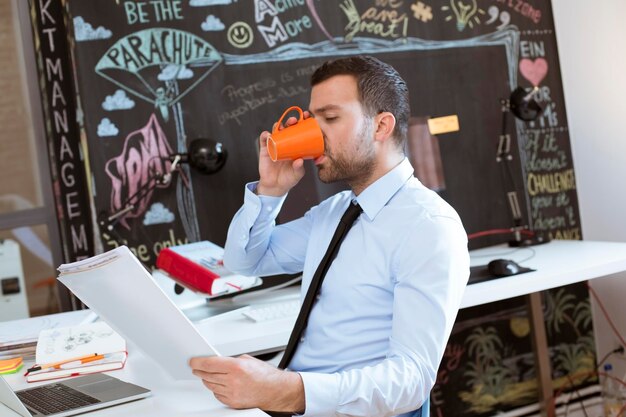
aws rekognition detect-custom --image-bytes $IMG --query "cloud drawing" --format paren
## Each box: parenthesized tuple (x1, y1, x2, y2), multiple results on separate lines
(74, 16, 112, 41)
(97, 118, 119, 137)
(102, 90, 135, 111)
(201, 15, 225, 31)
(158, 64, 194, 81)
(143, 203, 175, 225)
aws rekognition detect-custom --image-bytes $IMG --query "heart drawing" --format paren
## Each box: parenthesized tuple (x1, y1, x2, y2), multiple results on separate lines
(519, 58, 549, 87)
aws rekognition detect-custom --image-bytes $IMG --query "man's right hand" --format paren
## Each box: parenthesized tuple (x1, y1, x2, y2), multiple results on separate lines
(256, 114, 308, 197)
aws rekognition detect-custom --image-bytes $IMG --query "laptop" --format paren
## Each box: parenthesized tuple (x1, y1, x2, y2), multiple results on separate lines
(0, 373, 150, 417)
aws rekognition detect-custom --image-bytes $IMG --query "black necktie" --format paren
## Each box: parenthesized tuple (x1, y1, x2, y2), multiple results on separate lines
(279, 201, 363, 370)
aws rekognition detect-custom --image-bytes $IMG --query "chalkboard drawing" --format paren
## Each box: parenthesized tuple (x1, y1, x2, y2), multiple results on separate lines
(201, 15, 226, 31)
(227, 22, 255, 49)
(460, 326, 519, 413)
(340, 0, 361, 42)
(519, 58, 548, 87)
(410, 1, 434, 23)
(105, 114, 175, 229)
(73, 16, 112, 41)
(456, 290, 596, 414)
(190, 0, 237, 6)
(95, 28, 223, 119)
(97, 118, 119, 137)
(485, 6, 511, 30)
(102, 89, 135, 111)
(442, 0, 485, 31)
(305, 0, 334, 41)
(143, 202, 175, 226)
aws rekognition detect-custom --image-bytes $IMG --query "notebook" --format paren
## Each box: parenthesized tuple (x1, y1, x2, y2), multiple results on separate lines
(26, 322, 127, 383)
(0, 373, 150, 417)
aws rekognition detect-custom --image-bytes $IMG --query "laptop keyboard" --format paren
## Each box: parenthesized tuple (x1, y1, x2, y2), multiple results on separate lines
(16, 383, 101, 416)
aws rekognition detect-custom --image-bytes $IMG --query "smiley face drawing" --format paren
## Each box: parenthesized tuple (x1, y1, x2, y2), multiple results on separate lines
(227, 22, 254, 49)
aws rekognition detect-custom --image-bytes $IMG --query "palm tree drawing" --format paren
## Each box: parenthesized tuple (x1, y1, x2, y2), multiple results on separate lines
(545, 289, 579, 337)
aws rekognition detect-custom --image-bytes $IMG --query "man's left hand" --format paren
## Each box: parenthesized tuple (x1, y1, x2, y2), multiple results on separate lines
(190, 354, 305, 413)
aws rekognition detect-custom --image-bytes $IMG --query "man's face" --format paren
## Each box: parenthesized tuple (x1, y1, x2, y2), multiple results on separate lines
(308, 75, 376, 185)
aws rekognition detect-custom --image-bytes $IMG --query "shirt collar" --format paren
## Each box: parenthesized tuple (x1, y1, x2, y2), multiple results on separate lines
(353, 158, 415, 221)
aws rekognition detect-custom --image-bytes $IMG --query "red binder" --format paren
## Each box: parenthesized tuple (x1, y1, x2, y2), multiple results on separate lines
(156, 248, 220, 295)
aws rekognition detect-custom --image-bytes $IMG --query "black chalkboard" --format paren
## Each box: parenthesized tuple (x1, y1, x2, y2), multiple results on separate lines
(63, 1, 590, 415)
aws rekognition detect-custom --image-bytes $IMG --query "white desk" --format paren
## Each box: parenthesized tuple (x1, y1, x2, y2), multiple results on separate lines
(464, 239, 626, 308)
(4, 240, 626, 417)
(2, 341, 269, 417)
(464, 239, 626, 417)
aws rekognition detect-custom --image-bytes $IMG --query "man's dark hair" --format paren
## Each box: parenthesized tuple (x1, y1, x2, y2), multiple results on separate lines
(311, 55, 410, 147)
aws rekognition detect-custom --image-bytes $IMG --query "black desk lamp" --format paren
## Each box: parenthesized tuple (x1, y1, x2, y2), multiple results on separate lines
(497, 87, 549, 247)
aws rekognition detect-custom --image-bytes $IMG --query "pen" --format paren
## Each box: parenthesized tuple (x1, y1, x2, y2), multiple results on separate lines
(58, 354, 106, 369)
(25, 353, 104, 375)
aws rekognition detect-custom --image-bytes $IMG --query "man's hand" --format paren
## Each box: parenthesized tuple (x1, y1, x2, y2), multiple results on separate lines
(190, 354, 305, 413)
(256, 113, 311, 197)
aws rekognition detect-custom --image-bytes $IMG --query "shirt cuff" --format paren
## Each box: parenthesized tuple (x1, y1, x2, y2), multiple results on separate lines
(297, 372, 340, 417)
(244, 181, 286, 223)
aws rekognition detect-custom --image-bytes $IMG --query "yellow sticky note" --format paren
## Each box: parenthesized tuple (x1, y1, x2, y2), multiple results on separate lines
(427, 115, 460, 135)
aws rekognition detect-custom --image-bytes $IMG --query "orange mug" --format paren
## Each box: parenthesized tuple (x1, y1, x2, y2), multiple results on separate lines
(267, 106, 324, 162)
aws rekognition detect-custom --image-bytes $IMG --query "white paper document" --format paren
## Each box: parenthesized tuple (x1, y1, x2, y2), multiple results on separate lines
(58, 246, 219, 380)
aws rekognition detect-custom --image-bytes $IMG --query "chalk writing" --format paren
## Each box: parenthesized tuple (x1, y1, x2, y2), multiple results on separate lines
(496, 0, 541, 24)
(123, 0, 183, 25)
(527, 169, 576, 196)
(341, 0, 408, 42)
(254, 0, 313, 48)
(105, 228, 188, 260)
(36, 0, 93, 258)
(218, 65, 311, 125)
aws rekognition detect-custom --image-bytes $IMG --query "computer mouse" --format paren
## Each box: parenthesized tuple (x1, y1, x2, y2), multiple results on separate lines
(487, 258, 522, 277)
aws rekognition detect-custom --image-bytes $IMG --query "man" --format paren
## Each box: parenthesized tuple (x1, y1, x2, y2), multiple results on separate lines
(190, 56, 469, 417)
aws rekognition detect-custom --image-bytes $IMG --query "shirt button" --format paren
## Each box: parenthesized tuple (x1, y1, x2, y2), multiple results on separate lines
(316, 294, 321, 301)
(300, 336, 305, 343)
(241, 234, 246, 240)
(266, 206, 273, 212)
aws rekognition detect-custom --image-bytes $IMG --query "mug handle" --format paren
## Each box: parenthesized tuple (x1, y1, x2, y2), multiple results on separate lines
(272, 106, 304, 134)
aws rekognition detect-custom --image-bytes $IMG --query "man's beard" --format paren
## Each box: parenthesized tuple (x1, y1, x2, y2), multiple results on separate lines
(317, 122, 376, 185)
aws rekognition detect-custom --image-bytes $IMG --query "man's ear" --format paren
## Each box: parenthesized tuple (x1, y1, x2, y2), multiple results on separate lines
(374, 112, 396, 142)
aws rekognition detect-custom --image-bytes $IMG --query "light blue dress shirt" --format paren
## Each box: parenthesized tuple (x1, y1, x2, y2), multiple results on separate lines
(224, 158, 469, 417)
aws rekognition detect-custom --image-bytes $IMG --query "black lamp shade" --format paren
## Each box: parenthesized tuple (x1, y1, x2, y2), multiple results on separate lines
(509, 87, 543, 121)
(188, 138, 227, 175)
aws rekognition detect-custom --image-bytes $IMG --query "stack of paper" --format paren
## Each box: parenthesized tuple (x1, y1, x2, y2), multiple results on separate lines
(26, 322, 127, 382)
(57, 246, 219, 380)
(0, 310, 93, 361)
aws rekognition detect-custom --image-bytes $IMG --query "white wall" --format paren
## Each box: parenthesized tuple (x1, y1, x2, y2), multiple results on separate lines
(552, 0, 626, 386)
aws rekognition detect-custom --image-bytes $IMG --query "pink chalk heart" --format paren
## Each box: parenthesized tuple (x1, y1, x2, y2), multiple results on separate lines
(519, 58, 548, 87)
